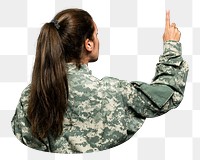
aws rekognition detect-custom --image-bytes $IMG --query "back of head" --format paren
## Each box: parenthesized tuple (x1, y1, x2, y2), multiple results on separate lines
(54, 9, 95, 66)
(28, 8, 94, 139)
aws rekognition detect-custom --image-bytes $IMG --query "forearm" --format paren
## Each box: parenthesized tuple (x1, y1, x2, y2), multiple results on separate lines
(152, 40, 189, 95)
(149, 40, 189, 112)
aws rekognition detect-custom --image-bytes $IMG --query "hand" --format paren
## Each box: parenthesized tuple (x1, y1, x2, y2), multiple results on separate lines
(163, 10, 181, 42)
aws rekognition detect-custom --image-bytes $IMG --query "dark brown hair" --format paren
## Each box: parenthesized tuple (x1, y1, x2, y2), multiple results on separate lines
(28, 9, 95, 139)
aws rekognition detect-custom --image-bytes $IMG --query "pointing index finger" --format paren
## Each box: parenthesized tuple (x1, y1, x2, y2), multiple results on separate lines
(165, 10, 170, 29)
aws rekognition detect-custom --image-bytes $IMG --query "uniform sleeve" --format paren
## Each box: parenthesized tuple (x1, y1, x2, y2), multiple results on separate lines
(121, 40, 189, 118)
(11, 92, 49, 151)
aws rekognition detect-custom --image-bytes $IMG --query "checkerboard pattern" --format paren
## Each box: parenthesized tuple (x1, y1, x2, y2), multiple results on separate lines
(0, 0, 199, 159)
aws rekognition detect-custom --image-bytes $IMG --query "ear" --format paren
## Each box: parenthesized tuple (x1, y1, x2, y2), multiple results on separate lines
(84, 38, 94, 52)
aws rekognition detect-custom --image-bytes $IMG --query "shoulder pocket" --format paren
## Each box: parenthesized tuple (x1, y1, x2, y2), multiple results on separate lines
(131, 81, 174, 108)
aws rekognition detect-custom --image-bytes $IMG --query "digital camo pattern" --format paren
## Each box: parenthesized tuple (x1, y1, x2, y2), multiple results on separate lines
(11, 40, 189, 153)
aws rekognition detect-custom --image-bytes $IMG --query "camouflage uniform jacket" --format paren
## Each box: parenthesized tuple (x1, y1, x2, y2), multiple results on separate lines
(11, 41, 189, 153)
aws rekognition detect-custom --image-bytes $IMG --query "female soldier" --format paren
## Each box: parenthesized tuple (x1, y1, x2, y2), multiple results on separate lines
(11, 9, 188, 153)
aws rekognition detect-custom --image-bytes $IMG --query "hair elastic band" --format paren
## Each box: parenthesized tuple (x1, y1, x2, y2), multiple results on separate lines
(50, 19, 60, 30)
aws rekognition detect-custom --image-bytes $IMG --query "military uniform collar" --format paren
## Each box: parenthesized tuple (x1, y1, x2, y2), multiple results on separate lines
(66, 63, 92, 75)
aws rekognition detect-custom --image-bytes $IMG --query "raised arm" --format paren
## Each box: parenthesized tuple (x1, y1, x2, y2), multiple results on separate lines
(121, 11, 189, 118)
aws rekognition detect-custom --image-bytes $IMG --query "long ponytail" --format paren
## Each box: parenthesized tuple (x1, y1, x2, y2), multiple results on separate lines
(28, 22, 68, 139)
(28, 8, 95, 140)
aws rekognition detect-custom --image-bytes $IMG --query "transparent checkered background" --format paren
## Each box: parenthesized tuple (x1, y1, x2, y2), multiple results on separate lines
(0, 0, 199, 159)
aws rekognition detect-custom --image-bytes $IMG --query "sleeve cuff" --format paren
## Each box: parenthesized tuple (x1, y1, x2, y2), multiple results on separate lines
(160, 40, 183, 66)
(163, 40, 182, 56)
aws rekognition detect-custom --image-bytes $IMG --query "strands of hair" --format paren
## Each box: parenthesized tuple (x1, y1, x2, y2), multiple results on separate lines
(28, 9, 95, 139)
